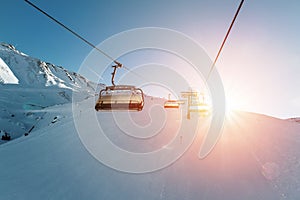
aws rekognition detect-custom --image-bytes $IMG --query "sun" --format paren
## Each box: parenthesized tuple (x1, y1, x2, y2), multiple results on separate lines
(226, 96, 237, 112)
(225, 90, 244, 119)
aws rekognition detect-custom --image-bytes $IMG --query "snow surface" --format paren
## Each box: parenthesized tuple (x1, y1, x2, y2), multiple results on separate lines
(0, 57, 18, 84)
(1, 43, 300, 200)
(1, 99, 300, 200)
(287, 118, 300, 123)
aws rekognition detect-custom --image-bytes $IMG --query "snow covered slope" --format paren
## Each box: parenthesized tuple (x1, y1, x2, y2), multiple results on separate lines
(0, 43, 99, 142)
(0, 57, 18, 84)
(0, 96, 299, 199)
(0, 43, 97, 89)
(288, 117, 300, 123)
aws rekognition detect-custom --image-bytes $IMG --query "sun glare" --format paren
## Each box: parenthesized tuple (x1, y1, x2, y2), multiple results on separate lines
(225, 91, 243, 120)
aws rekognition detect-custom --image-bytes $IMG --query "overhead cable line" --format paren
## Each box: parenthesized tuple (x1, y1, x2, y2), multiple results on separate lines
(206, 0, 245, 81)
(25, 0, 150, 83)
(24, 0, 122, 66)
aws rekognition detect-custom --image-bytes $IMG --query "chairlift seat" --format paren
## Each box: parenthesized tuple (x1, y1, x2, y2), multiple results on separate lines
(164, 100, 180, 109)
(189, 103, 210, 113)
(95, 85, 144, 111)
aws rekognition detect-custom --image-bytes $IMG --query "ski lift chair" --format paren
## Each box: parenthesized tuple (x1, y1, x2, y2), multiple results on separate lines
(95, 85, 144, 111)
(164, 100, 180, 109)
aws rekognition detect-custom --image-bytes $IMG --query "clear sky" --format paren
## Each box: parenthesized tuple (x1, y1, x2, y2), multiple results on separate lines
(1, 0, 299, 119)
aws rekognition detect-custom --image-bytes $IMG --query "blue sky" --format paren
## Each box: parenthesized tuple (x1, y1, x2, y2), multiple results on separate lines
(1, 0, 299, 118)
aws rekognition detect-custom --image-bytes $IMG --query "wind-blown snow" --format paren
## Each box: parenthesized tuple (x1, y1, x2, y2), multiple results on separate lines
(0, 57, 18, 84)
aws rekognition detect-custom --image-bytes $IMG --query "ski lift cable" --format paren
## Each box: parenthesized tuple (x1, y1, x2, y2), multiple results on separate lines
(122, 65, 150, 83)
(24, 0, 118, 65)
(25, 0, 244, 86)
(24, 0, 148, 83)
(206, 0, 245, 81)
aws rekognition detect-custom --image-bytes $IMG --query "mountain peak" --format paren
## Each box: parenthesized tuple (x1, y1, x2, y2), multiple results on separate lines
(0, 42, 95, 90)
(0, 43, 16, 51)
(0, 42, 28, 56)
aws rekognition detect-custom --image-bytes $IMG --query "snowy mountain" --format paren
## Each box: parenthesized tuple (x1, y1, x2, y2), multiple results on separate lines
(0, 43, 97, 89)
(0, 43, 100, 142)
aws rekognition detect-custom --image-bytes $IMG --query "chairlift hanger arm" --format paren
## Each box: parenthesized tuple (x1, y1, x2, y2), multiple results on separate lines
(111, 64, 122, 86)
